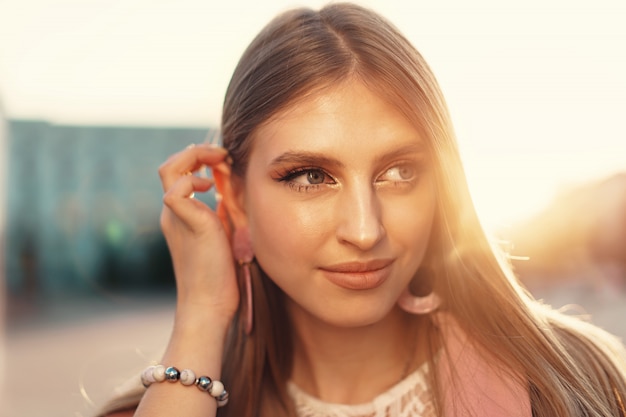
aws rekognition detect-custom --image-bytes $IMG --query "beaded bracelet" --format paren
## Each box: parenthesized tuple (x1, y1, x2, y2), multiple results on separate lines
(141, 365, 229, 407)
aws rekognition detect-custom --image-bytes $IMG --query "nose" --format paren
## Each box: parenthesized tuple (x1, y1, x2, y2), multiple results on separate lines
(335, 181, 385, 250)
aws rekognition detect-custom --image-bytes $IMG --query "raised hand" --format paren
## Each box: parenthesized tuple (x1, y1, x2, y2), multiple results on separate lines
(158, 143, 239, 324)
(130, 143, 238, 417)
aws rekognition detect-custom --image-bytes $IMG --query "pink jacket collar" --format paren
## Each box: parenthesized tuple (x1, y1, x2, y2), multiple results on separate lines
(435, 313, 532, 416)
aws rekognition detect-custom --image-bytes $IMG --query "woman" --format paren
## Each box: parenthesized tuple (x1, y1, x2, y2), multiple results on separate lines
(101, 3, 626, 416)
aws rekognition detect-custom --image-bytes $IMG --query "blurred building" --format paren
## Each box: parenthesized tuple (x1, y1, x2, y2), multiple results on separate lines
(1, 99, 6, 396)
(5, 120, 216, 299)
(1, 103, 6, 285)
(1, 103, 7, 283)
(506, 173, 626, 292)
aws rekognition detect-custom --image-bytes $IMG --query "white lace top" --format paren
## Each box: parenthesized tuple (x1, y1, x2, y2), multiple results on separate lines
(287, 362, 436, 417)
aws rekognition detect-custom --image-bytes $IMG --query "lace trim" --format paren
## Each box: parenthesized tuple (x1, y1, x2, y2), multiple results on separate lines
(288, 361, 436, 417)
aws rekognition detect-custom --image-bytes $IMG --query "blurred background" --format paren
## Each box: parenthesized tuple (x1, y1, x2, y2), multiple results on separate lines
(1, 0, 625, 415)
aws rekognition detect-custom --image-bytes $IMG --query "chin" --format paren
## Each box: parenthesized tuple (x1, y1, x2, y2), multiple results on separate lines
(313, 302, 397, 329)
(284, 285, 404, 329)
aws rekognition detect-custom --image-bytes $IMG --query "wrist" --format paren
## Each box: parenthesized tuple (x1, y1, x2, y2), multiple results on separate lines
(162, 312, 230, 380)
(173, 302, 233, 337)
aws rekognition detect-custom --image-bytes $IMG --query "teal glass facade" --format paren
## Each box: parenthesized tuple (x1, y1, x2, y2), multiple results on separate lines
(5, 120, 216, 295)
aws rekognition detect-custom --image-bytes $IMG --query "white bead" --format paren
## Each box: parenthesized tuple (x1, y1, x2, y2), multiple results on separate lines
(180, 369, 196, 386)
(153, 365, 166, 382)
(209, 380, 224, 397)
(141, 366, 156, 385)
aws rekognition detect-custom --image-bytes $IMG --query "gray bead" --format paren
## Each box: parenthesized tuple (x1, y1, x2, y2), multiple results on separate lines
(196, 376, 213, 392)
(164, 366, 180, 382)
(216, 390, 229, 402)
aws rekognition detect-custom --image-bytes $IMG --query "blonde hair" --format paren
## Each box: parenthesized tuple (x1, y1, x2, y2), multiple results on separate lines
(99, 3, 626, 416)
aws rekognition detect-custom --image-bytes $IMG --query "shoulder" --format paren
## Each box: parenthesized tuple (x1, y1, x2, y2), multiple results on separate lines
(433, 312, 532, 417)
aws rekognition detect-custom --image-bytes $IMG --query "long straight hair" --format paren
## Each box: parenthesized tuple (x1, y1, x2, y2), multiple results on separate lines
(96, 3, 626, 417)
(219, 3, 626, 417)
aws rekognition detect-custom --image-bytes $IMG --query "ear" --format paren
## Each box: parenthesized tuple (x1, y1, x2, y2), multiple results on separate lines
(213, 163, 248, 231)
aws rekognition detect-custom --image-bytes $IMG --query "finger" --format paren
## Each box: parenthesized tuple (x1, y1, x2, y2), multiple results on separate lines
(162, 176, 217, 228)
(159, 144, 227, 190)
(159, 144, 229, 192)
(164, 175, 214, 202)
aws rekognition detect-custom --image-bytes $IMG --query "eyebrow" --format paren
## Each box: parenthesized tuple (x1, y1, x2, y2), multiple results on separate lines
(269, 142, 426, 169)
(269, 151, 345, 169)
(378, 142, 427, 163)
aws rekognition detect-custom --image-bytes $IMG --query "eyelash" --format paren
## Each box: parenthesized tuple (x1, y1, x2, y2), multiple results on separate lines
(275, 161, 423, 193)
(276, 167, 335, 193)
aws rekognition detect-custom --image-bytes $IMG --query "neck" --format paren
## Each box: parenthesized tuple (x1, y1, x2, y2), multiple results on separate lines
(288, 303, 429, 405)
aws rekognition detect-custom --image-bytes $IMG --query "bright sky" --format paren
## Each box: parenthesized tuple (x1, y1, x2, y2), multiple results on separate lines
(1, 0, 625, 231)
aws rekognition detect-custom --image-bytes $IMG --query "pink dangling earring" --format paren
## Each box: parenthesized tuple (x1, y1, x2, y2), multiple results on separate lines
(233, 227, 254, 335)
(397, 267, 441, 314)
(397, 288, 441, 314)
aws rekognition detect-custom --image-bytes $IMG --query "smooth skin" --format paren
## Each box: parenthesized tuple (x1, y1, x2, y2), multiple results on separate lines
(236, 80, 437, 403)
(122, 79, 436, 416)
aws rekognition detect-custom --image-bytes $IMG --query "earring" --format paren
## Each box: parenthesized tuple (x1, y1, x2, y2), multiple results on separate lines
(397, 267, 441, 315)
(232, 227, 254, 335)
(397, 289, 441, 314)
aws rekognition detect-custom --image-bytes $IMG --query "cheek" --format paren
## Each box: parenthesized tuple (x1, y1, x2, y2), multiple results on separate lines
(245, 186, 332, 264)
(385, 185, 436, 248)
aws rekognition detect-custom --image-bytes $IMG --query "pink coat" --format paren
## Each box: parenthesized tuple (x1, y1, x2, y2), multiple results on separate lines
(436, 313, 532, 417)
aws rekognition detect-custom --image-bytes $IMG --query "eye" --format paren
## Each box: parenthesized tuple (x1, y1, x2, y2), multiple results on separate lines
(379, 164, 417, 182)
(294, 169, 327, 185)
(275, 167, 336, 192)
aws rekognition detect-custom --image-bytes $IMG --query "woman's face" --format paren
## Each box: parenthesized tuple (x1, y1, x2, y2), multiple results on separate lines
(236, 80, 436, 328)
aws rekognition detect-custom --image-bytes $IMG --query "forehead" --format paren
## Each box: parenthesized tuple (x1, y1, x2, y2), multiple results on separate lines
(250, 80, 423, 157)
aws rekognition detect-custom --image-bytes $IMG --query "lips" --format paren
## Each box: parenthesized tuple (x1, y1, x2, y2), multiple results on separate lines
(320, 259, 394, 290)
